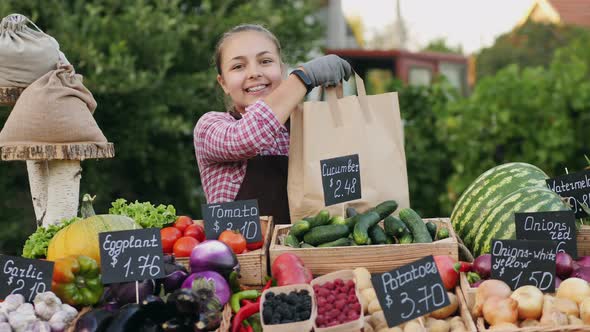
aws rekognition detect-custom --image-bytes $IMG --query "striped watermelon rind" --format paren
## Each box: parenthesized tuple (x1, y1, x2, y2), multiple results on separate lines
(471, 187, 570, 256)
(451, 162, 548, 248)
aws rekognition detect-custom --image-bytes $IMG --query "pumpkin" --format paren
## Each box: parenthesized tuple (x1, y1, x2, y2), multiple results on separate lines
(47, 214, 140, 264)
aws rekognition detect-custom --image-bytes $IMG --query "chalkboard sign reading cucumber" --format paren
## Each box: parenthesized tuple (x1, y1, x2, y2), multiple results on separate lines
(99, 228, 166, 284)
(202, 199, 262, 243)
(320, 154, 362, 206)
(0, 255, 53, 302)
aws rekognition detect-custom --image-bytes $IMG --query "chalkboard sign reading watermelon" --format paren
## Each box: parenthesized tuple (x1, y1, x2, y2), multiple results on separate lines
(546, 170, 590, 218)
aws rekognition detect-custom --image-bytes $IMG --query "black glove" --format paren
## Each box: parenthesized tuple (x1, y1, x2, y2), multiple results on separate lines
(301, 54, 352, 87)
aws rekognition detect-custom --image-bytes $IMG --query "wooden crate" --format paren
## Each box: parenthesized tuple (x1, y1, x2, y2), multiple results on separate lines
(476, 317, 590, 331)
(460, 272, 477, 311)
(269, 218, 458, 276)
(177, 216, 273, 286)
(578, 225, 590, 256)
(456, 285, 478, 332)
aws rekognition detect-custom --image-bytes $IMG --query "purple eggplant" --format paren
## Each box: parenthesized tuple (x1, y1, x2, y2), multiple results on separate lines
(75, 308, 114, 332)
(109, 279, 156, 305)
(161, 270, 189, 294)
(189, 240, 239, 278)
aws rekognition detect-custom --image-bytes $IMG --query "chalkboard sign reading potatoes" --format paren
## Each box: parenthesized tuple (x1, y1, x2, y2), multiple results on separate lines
(0, 255, 54, 302)
(515, 211, 577, 259)
(491, 240, 556, 292)
(546, 169, 590, 218)
(371, 256, 450, 327)
(320, 154, 362, 206)
(99, 228, 165, 284)
(202, 199, 262, 243)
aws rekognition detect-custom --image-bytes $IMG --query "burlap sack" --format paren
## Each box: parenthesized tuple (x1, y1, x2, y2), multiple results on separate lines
(0, 65, 107, 146)
(0, 13, 68, 87)
(287, 73, 410, 222)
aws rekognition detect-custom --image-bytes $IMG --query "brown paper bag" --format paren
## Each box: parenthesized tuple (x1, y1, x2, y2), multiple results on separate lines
(287, 73, 410, 222)
(0, 14, 67, 87)
(0, 65, 107, 146)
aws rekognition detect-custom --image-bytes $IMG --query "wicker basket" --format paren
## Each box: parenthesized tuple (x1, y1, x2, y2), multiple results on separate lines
(177, 216, 274, 286)
(269, 218, 458, 275)
(578, 225, 590, 256)
(65, 306, 91, 332)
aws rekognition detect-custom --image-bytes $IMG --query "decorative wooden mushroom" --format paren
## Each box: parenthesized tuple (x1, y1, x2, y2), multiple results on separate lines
(0, 66, 114, 227)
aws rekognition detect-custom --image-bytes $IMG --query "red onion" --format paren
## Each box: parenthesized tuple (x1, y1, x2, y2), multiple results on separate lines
(576, 256, 590, 267)
(572, 266, 590, 283)
(555, 276, 562, 289)
(556, 252, 574, 279)
(473, 254, 492, 279)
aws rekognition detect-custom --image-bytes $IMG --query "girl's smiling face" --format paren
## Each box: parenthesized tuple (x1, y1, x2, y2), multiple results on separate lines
(217, 30, 284, 113)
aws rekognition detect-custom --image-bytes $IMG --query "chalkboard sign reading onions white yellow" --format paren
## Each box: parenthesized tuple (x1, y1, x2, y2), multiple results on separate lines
(515, 211, 577, 259)
(546, 169, 590, 218)
(320, 154, 362, 206)
(202, 199, 262, 243)
(371, 256, 450, 327)
(0, 255, 54, 302)
(99, 228, 165, 284)
(491, 239, 556, 292)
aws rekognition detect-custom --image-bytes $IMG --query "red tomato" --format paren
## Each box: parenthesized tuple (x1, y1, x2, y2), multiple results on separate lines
(218, 230, 247, 255)
(434, 255, 459, 290)
(173, 236, 200, 257)
(271, 253, 313, 286)
(174, 216, 193, 232)
(184, 224, 206, 242)
(160, 227, 182, 254)
(246, 233, 265, 251)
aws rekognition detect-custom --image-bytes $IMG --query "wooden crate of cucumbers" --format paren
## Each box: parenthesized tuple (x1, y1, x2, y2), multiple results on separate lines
(269, 201, 459, 275)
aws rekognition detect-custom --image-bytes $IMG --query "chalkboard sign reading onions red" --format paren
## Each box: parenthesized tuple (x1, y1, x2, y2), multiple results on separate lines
(0, 255, 53, 302)
(491, 240, 556, 292)
(371, 256, 450, 327)
(320, 154, 362, 206)
(201, 199, 262, 243)
(515, 211, 577, 259)
(99, 228, 166, 284)
(546, 169, 590, 218)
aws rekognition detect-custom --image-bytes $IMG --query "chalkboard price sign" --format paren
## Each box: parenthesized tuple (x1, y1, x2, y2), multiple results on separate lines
(0, 255, 54, 302)
(371, 256, 450, 327)
(491, 240, 556, 292)
(515, 211, 577, 259)
(320, 154, 362, 206)
(546, 169, 590, 218)
(202, 199, 262, 243)
(99, 228, 166, 284)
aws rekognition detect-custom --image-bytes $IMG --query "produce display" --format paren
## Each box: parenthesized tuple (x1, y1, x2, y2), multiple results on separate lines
(285, 201, 451, 248)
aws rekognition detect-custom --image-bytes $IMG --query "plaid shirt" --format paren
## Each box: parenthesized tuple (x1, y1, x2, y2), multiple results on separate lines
(194, 100, 289, 203)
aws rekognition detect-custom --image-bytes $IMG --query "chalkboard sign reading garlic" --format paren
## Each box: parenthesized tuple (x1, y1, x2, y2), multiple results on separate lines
(99, 228, 165, 284)
(515, 211, 577, 259)
(0, 255, 54, 302)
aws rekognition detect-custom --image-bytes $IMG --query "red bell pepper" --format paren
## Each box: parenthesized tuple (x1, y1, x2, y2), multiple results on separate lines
(454, 261, 472, 273)
(433, 255, 459, 290)
(271, 253, 312, 286)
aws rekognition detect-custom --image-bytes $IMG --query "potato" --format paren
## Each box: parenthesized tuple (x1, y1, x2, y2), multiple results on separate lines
(370, 311, 388, 331)
(362, 287, 377, 304)
(489, 322, 518, 330)
(519, 319, 540, 327)
(568, 315, 584, 326)
(369, 298, 383, 314)
(403, 320, 425, 332)
(449, 317, 466, 331)
(353, 267, 372, 290)
(554, 297, 579, 317)
(364, 319, 375, 332)
(580, 297, 590, 324)
(425, 317, 450, 332)
(359, 291, 369, 314)
(430, 292, 458, 319)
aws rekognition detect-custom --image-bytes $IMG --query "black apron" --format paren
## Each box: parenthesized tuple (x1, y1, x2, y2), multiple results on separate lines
(231, 111, 291, 224)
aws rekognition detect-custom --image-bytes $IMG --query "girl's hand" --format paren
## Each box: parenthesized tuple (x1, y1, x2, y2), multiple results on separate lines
(301, 54, 352, 87)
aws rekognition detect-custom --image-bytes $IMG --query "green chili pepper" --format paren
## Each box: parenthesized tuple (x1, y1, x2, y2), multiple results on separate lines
(230, 290, 260, 313)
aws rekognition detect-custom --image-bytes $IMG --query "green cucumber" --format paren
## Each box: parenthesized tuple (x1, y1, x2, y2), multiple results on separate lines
(383, 216, 409, 238)
(300, 243, 315, 248)
(436, 227, 450, 240)
(373, 200, 399, 219)
(399, 233, 413, 244)
(368, 225, 389, 244)
(346, 207, 359, 218)
(303, 224, 350, 246)
(329, 215, 346, 226)
(284, 234, 300, 248)
(425, 221, 438, 239)
(399, 208, 432, 243)
(309, 210, 331, 228)
(352, 211, 381, 245)
(290, 220, 311, 240)
(317, 237, 354, 247)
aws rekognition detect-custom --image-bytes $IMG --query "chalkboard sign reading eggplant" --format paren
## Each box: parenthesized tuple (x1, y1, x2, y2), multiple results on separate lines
(515, 211, 577, 259)
(371, 256, 450, 327)
(491, 240, 556, 292)
(99, 228, 165, 284)
(546, 169, 590, 218)
(202, 199, 262, 243)
(0, 255, 54, 302)
(320, 154, 362, 206)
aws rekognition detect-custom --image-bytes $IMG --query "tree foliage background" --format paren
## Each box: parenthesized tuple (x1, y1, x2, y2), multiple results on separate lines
(0, 0, 322, 254)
